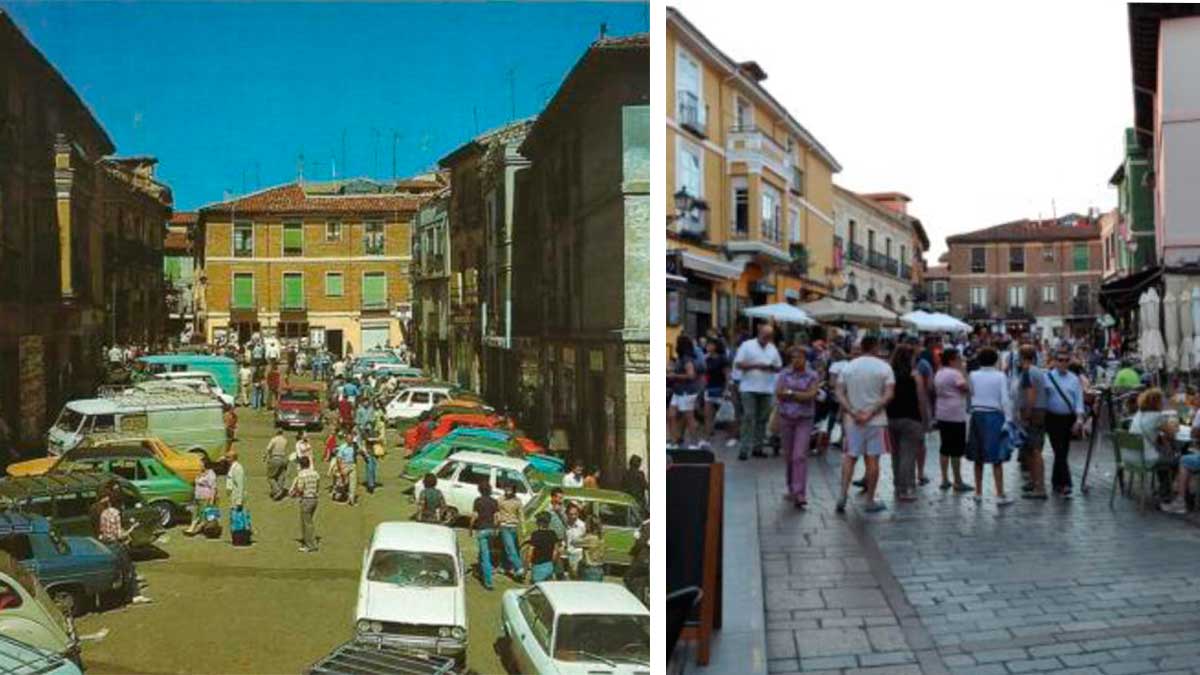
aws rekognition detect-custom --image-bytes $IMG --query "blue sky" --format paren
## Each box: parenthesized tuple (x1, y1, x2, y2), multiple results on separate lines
(3, 1, 648, 210)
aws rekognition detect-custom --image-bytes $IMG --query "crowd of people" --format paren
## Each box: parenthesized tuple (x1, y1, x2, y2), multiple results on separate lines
(667, 322, 1178, 513)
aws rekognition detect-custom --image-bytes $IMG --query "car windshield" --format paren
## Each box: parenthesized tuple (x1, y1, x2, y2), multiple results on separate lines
(281, 390, 319, 402)
(554, 613, 650, 664)
(54, 408, 84, 434)
(367, 550, 457, 587)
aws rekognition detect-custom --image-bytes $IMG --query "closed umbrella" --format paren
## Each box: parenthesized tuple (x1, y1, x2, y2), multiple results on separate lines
(1164, 291, 1179, 371)
(1143, 288, 1166, 371)
(1181, 288, 1194, 372)
(1192, 286, 1200, 369)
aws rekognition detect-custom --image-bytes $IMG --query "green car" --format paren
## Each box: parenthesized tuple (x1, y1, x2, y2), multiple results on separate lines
(403, 430, 564, 484)
(520, 487, 646, 570)
(0, 473, 163, 549)
(57, 456, 193, 528)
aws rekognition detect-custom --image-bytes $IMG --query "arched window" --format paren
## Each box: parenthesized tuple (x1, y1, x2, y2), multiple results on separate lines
(866, 288, 877, 302)
(845, 284, 859, 302)
(884, 294, 894, 308)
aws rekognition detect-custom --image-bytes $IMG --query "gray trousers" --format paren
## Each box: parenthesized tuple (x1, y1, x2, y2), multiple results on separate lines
(300, 497, 318, 549)
(267, 456, 289, 498)
(739, 392, 773, 457)
(888, 418, 924, 495)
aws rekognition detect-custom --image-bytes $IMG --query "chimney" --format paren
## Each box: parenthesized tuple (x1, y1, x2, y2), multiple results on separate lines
(865, 192, 910, 216)
(599, 22, 607, 39)
(738, 61, 768, 82)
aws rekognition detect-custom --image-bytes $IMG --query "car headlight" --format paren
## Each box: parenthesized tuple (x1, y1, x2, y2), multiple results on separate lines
(370, 621, 382, 634)
(438, 626, 451, 637)
(356, 619, 370, 634)
(450, 626, 466, 640)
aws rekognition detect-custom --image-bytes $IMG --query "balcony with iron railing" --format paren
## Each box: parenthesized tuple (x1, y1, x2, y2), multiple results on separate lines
(968, 304, 991, 320)
(677, 91, 708, 138)
(868, 250, 887, 270)
(1070, 297, 1093, 316)
(900, 263, 912, 280)
(1006, 305, 1032, 320)
(885, 257, 899, 276)
(847, 242, 864, 264)
(932, 292, 950, 304)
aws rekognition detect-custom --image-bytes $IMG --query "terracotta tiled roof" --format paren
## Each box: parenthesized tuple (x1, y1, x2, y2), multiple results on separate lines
(170, 211, 197, 226)
(163, 228, 191, 252)
(198, 179, 432, 216)
(946, 216, 1099, 244)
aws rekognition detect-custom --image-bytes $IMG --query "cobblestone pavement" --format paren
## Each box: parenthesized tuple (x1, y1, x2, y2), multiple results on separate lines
(746, 432, 1200, 675)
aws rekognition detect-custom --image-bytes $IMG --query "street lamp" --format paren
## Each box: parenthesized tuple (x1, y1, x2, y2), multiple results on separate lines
(674, 187, 693, 217)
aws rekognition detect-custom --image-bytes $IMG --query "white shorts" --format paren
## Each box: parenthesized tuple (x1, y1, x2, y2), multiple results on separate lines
(671, 392, 699, 413)
(844, 423, 888, 457)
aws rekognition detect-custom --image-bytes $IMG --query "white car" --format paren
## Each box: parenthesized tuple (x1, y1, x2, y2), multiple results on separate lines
(501, 582, 650, 674)
(385, 386, 454, 423)
(431, 452, 544, 523)
(151, 372, 235, 407)
(354, 522, 468, 666)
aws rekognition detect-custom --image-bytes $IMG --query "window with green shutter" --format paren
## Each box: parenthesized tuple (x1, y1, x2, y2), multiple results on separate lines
(232, 273, 254, 308)
(283, 222, 303, 256)
(283, 273, 303, 309)
(362, 272, 386, 309)
(1073, 243, 1089, 271)
(325, 272, 344, 297)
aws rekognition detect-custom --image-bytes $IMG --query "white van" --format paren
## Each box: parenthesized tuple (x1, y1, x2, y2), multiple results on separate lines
(151, 372, 235, 407)
(48, 390, 225, 459)
(430, 452, 543, 522)
(384, 386, 454, 423)
(354, 522, 467, 666)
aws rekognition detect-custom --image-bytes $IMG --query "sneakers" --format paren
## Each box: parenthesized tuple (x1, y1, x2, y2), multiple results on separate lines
(1022, 492, 1048, 500)
(725, 439, 738, 449)
(852, 478, 866, 488)
(939, 481, 953, 491)
(864, 500, 887, 513)
(997, 496, 1015, 507)
(835, 495, 847, 513)
(972, 494, 983, 503)
(918, 476, 931, 486)
(1161, 499, 1188, 514)
(953, 483, 974, 493)
(698, 439, 712, 450)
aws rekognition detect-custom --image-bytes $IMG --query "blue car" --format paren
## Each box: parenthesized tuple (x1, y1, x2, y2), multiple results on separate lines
(0, 512, 132, 617)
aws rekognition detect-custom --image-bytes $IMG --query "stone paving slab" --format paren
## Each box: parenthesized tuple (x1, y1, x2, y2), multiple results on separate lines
(745, 431, 1200, 674)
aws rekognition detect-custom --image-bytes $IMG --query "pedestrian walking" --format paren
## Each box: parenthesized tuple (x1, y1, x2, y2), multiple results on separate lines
(620, 455, 647, 510)
(415, 473, 445, 523)
(96, 487, 152, 606)
(1015, 345, 1049, 499)
(563, 502, 587, 578)
(934, 348, 973, 493)
(521, 511, 561, 583)
(289, 456, 320, 552)
(223, 404, 238, 455)
(834, 335, 894, 513)
(775, 345, 820, 509)
(226, 449, 246, 511)
(252, 368, 265, 410)
(497, 484, 525, 580)
(966, 347, 1014, 505)
(562, 462, 585, 488)
(472, 483, 500, 590)
(667, 334, 702, 448)
(357, 433, 377, 494)
(546, 489, 570, 579)
(264, 429, 289, 500)
(267, 365, 280, 409)
(238, 363, 252, 407)
(185, 459, 218, 536)
(702, 339, 731, 445)
(887, 343, 928, 503)
(576, 516, 606, 581)
(336, 434, 358, 505)
(1043, 349, 1086, 497)
(734, 323, 782, 460)
(293, 431, 312, 467)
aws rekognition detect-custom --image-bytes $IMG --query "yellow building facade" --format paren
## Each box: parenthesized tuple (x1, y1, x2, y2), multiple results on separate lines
(666, 7, 842, 349)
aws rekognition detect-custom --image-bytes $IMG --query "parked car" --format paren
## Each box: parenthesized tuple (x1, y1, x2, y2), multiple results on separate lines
(47, 389, 225, 460)
(384, 386, 455, 424)
(307, 638, 456, 675)
(0, 474, 162, 550)
(275, 383, 325, 430)
(0, 551, 79, 664)
(500, 582, 649, 674)
(521, 488, 645, 570)
(7, 434, 205, 483)
(0, 632, 82, 675)
(354, 522, 468, 666)
(150, 371, 236, 406)
(56, 456, 193, 527)
(0, 512, 134, 617)
(405, 413, 512, 456)
(351, 351, 402, 377)
(430, 453, 543, 524)
(403, 429, 564, 483)
(136, 354, 239, 395)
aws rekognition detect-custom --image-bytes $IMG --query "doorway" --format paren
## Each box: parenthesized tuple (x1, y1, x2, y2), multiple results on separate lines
(326, 329, 344, 357)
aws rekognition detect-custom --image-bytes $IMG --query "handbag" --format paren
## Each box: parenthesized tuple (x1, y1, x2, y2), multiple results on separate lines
(714, 398, 735, 424)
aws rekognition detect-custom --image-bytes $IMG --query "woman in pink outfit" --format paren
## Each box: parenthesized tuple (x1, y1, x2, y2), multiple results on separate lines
(775, 345, 821, 509)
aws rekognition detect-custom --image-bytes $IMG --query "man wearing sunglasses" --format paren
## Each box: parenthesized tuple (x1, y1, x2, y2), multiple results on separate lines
(1043, 350, 1086, 497)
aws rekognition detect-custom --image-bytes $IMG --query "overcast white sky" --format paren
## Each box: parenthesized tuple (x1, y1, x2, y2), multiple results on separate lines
(674, 0, 1133, 262)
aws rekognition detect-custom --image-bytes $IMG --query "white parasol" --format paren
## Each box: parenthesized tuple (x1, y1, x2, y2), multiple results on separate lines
(1192, 286, 1200, 369)
(902, 310, 971, 334)
(742, 302, 817, 325)
(1181, 288, 1194, 372)
(1164, 291, 1180, 370)
(801, 297, 914, 327)
(1141, 288, 1166, 371)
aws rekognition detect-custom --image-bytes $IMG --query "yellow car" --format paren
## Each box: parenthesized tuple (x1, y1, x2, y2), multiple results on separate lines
(7, 434, 204, 484)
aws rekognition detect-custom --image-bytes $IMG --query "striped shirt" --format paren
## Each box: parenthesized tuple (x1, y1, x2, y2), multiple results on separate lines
(291, 468, 320, 499)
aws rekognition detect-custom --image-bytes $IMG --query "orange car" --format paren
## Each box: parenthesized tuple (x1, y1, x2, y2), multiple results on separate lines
(404, 413, 513, 456)
(7, 434, 204, 483)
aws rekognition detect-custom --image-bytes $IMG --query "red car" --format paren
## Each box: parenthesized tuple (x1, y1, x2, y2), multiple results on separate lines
(275, 383, 324, 430)
(404, 413, 512, 456)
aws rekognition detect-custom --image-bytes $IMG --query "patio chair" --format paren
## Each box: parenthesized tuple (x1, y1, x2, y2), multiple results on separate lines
(1110, 430, 1158, 511)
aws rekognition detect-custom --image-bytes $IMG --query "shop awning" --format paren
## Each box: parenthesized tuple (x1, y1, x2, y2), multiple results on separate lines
(1099, 265, 1162, 316)
(677, 250, 745, 280)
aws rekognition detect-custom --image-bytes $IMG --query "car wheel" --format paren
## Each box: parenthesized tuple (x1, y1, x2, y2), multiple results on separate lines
(50, 586, 84, 617)
(151, 500, 174, 527)
(441, 507, 459, 526)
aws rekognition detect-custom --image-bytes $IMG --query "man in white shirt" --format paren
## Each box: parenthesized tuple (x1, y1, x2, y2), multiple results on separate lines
(734, 323, 782, 461)
(834, 334, 895, 513)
